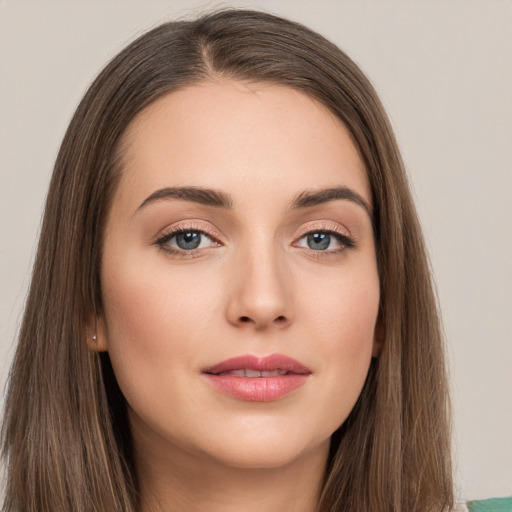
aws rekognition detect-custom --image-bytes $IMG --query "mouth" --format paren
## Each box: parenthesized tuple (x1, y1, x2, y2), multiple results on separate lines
(211, 368, 290, 377)
(202, 354, 311, 402)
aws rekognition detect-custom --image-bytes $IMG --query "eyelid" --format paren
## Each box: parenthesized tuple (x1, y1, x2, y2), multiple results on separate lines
(292, 221, 356, 254)
(154, 220, 223, 255)
(153, 219, 355, 256)
(294, 221, 352, 240)
(155, 220, 222, 241)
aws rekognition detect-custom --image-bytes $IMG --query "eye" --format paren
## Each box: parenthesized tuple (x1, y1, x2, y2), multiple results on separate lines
(156, 228, 220, 254)
(295, 230, 354, 252)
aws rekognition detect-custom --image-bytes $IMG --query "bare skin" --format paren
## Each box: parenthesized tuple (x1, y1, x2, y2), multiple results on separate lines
(136, 429, 328, 511)
(92, 80, 380, 511)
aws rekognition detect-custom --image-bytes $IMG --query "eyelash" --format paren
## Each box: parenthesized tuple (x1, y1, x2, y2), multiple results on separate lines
(155, 224, 221, 258)
(293, 225, 355, 257)
(154, 224, 356, 258)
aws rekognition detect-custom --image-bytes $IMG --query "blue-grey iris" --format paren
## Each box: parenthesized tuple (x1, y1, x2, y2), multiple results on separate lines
(176, 232, 201, 250)
(307, 233, 330, 250)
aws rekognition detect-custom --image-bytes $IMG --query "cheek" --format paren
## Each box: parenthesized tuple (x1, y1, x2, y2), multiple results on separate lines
(103, 254, 219, 343)
(302, 260, 379, 351)
(298, 266, 379, 422)
(99, 256, 222, 406)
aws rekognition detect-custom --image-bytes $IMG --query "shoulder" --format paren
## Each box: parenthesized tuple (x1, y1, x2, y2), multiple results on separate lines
(465, 497, 512, 512)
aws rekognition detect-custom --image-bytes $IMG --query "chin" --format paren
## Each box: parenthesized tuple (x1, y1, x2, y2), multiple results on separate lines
(194, 426, 330, 471)
(208, 446, 311, 470)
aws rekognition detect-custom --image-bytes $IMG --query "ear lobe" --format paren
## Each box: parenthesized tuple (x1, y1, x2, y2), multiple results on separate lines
(86, 315, 108, 352)
(372, 319, 385, 358)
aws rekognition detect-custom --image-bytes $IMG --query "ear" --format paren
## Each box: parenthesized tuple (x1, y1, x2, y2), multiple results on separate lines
(372, 318, 385, 358)
(86, 314, 109, 352)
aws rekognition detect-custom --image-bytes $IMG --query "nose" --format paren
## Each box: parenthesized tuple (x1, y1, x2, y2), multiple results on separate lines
(225, 244, 293, 330)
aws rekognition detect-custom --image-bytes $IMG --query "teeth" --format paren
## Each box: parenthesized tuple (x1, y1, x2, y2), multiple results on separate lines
(218, 369, 288, 377)
(261, 370, 287, 377)
(225, 369, 246, 377)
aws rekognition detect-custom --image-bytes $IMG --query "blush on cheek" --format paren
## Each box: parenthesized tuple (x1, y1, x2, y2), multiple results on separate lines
(102, 259, 216, 361)
(310, 280, 378, 336)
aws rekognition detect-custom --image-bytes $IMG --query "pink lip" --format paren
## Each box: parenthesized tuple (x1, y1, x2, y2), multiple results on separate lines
(202, 354, 311, 402)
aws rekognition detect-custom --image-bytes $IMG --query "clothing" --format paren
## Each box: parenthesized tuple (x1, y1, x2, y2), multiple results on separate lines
(467, 497, 512, 512)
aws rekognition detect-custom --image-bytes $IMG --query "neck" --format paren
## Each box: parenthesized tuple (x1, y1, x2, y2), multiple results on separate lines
(135, 434, 329, 512)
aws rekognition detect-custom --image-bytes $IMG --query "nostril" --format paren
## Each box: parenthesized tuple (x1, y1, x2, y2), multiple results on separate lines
(236, 315, 288, 326)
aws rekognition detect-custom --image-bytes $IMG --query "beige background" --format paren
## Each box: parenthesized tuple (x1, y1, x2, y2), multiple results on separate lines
(1, 0, 511, 502)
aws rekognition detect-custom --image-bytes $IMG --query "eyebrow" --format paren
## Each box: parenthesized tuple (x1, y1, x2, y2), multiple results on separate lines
(291, 186, 373, 219)
(137, 186, 233, 210)
(136, 185, 372, 219)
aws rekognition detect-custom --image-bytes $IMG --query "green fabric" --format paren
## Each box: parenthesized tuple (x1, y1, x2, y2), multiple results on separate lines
(467, 497, 512, 512)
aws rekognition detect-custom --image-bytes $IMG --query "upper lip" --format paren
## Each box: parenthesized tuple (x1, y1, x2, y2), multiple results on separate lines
(203, 354, 311, 375)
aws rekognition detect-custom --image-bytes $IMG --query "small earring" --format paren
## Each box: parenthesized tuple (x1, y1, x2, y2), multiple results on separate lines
(92, 334, 97, 341)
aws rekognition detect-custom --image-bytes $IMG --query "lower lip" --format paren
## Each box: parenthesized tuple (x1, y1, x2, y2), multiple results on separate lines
(203, 374, 310, 402)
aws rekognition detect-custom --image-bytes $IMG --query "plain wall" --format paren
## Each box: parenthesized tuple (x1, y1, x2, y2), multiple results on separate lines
(1, 0, 511, 502)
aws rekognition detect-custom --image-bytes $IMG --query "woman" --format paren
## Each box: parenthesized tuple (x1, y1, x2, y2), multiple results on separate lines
(1, 9, 454, 511)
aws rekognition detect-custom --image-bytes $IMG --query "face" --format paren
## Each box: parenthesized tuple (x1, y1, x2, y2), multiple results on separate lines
(96, 81, 380, 471)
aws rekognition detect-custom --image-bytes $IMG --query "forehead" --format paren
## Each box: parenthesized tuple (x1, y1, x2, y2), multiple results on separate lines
(115, 80, 370, 209)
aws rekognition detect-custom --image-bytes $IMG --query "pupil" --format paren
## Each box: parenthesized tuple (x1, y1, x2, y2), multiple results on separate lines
(176, 232, 201, 250)
(307, 233, 330, 250)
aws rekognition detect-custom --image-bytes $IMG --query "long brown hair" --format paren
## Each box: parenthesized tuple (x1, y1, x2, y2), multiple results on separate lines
(1, 9, 453, 511)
